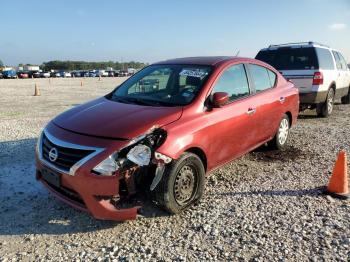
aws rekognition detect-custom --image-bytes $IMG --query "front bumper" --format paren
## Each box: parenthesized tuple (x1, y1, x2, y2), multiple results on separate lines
(36, 160, 140, 221)
(35, 123, 140, 221)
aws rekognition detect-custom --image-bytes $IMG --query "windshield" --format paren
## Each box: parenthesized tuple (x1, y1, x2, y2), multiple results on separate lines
(256, 47, 319, 70)
(107, 64, 212, 107)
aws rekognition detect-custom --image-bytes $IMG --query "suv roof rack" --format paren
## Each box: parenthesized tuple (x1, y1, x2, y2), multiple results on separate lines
(268, 41, 329, 48)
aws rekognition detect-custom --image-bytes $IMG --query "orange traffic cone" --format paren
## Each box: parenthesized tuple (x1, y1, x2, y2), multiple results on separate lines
(80, 80, 83, 87)
(325, 150, 349, 199)
(34, 83, 40, 96)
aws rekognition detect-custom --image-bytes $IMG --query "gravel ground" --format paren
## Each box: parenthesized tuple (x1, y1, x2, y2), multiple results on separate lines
(0, 78, 349, 262)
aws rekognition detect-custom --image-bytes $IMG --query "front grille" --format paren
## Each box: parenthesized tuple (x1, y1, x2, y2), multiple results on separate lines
(47, 181, 86, 207)
(42, 133, 94, 172)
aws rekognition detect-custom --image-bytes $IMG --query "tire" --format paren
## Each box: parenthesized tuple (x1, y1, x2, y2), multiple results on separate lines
(154, 152, 205, 214)
(316, 88, 334, 117)
(341, 87, 350, 104)
(268, 114, 290, 150)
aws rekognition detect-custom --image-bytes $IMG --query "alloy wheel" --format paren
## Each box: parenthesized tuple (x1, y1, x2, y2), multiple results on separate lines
(278, 118, 289, 145)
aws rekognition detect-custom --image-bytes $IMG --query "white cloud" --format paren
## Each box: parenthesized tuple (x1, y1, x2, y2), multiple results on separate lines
(328, 23, 347, 31)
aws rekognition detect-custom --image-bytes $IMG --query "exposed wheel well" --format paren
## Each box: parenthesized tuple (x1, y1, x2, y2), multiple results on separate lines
(185, 147, 207, 171)
(329, 82, 336, 93)
(285, 111, 292, 126)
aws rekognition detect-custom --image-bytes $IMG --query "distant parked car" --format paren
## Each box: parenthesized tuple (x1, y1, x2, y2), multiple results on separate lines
(71, 71, 82, 77)
(89, 71, 97, 77)
(50, 72, 61, 78)
(40, 72, 51, 78)
(256, 41, 350, 117)
(80, 71, 89, 77)
(17, 71, 29, 79)
(118, 70, 130, 77)
(32, 71, 41, 78)
(96, 70, 108, 77)
(2, 69, 18, 79)
(106, 70, 116, 77)
(59, 71, 72, 78)
(0, 72, 3, 79)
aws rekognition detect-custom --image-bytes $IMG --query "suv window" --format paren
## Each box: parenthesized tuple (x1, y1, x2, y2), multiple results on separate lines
(249, 64, 275, 92)
(316, 48, 334, 70)
(337, 52, 348, 71)
(256, 47, 319, 70)
(332, 51, 343, 70)
(212, 64, 250, 102)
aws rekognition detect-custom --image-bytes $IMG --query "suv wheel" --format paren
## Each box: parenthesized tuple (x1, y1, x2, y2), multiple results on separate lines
(317, 88, 334, 117)
(268, 114, 290, 150)
(154, 152, 205, 214)
(341, 87, 350, 104)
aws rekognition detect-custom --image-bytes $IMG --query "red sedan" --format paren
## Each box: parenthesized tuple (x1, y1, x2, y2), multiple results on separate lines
(35, 56, 299, 220)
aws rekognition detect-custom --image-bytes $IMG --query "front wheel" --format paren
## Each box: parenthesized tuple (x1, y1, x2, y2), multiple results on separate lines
(154, 152, 205, 214)
(268, 114, 290, 150)
(316, 88, 334, 117)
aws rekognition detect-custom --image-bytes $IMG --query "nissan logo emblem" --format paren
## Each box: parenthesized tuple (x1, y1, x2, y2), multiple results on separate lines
(48, 147, 58, 162)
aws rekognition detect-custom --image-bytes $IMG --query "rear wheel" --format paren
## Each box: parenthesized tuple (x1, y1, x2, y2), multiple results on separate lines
(341, 87, 350, 104)
(268, 114, 290, 150)
(316, 88, 334, 117)
(154, 152, 205, 214)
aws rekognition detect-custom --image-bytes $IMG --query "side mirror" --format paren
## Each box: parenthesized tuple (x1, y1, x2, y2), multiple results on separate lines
(212, 92, 229, 107)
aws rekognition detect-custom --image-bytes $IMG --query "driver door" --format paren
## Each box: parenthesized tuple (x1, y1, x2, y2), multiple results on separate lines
(204, 64, 259, 166)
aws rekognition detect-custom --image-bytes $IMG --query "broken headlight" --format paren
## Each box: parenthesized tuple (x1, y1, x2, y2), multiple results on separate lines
(92, 128, 167, 175)
(127, 144, 152, 166)
(92, 152, 119, 176)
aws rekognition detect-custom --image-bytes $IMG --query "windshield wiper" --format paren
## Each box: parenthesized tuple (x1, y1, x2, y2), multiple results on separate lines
(112, 96, 158, 106)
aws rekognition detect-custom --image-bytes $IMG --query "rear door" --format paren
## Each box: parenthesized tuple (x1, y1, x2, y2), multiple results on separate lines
(332, 51, 346, 96)
(336, 52, 350, 96)
(246, 64, 284, 143)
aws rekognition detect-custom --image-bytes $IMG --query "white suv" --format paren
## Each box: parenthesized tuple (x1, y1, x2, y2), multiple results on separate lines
(256, 42, 350, 117)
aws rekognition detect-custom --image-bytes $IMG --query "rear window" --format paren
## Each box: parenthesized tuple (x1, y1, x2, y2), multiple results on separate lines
(256, 47, 319, 70)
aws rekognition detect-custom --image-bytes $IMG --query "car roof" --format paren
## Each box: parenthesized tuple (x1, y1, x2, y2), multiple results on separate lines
(153, 56, 257, 66)
(259, 42, 340, 52)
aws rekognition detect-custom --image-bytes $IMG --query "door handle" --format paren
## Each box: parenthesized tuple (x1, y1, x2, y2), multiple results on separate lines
(279, 97, 285, 103)
(246, 107, 256, 115)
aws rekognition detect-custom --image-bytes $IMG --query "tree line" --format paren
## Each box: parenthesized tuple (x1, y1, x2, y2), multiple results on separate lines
(40, 60, 148, 71)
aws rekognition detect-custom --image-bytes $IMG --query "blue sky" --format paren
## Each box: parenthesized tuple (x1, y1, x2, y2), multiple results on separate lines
(1, 0, 349, 66)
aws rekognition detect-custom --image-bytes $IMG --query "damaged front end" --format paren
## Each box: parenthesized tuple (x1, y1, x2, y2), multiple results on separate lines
(91, 127, 172, 218)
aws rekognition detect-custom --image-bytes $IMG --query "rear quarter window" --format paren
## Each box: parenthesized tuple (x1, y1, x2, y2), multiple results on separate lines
(315, 48, 335, 70)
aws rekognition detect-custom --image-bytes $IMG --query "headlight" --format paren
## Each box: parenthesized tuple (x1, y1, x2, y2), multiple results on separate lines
(127, 144, 151, 166)
(36, 131, 43, 157)
(92, 152, 119, 176)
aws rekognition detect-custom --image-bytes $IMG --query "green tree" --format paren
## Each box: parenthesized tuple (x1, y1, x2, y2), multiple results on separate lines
(0, 59, 4, 67)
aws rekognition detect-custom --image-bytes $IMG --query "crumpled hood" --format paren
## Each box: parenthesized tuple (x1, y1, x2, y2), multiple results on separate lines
(53, 97, 183, 139)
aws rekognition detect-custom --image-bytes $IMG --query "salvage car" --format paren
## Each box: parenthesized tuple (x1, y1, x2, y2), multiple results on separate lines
(36, 56, 299, 220)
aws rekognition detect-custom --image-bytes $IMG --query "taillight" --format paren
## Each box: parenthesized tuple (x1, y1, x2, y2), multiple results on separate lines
(313, 72, 323, 85)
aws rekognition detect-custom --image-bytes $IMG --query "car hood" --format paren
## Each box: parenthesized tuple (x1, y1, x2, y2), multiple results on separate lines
(53, 97, 183, 140)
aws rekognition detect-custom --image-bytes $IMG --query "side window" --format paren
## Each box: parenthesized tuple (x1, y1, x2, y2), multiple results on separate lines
(249, 64, 274, 92)
(337, 52, 348, 71)
(212, 64, 250, 102)
(316, 48, 335, 70)
(267, 69, 277, 87)
(332, 51, 342, 70)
